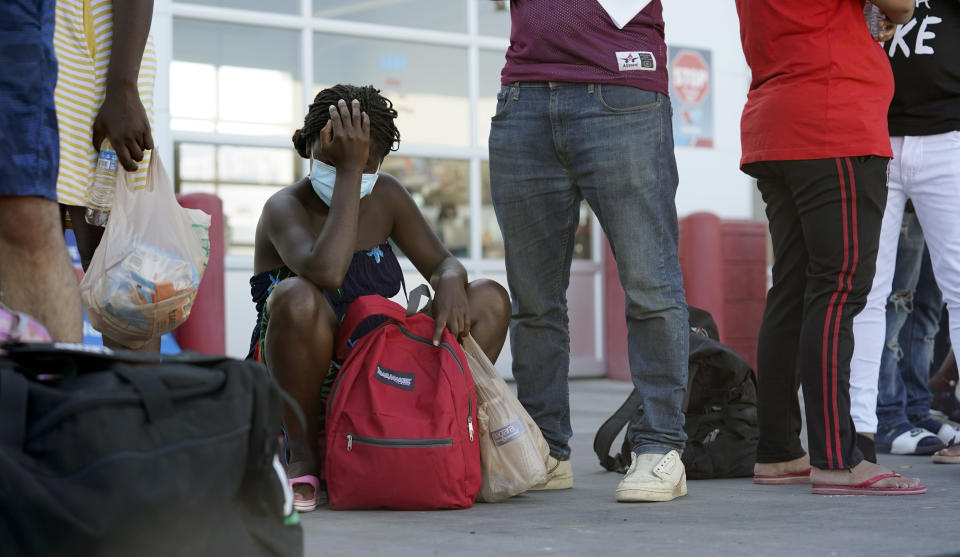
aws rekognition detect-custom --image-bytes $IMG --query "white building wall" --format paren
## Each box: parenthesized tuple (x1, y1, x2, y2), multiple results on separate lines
(663, 0, 753, 220)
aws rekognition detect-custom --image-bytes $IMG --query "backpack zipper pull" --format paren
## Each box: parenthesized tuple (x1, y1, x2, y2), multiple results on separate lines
(468, 416, 474, 441)
(347, 433, 353, 452)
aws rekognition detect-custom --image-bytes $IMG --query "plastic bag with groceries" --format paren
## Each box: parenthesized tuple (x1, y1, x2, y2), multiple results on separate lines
(80, 151, 210, 349)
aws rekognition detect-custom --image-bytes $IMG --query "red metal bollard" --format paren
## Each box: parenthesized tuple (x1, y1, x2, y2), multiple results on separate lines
(174, 193, 226, 355)
(679, 212, 726, 336)
(717, 220, 767, 372)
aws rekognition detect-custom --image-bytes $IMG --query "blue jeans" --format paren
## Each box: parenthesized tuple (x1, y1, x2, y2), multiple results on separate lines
(488, 82, 689, 459)
(876, 211, 942, 432)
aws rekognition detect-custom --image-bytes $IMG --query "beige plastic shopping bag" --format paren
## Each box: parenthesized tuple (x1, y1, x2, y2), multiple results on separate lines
(462, 334, 550, 502)
(80, 151, 211, 348)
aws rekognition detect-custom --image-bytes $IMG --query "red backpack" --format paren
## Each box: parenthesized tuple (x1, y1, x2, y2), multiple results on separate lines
(324, 294, 481, 510)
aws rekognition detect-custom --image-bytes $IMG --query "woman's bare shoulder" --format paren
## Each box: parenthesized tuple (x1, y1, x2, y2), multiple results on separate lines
(262, 180, 311, 219)
(371, 172, 414, 205)
(374, 172, 404, 192)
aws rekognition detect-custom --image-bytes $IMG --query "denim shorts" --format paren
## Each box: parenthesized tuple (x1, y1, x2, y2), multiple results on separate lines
(0, 0, 59, 201)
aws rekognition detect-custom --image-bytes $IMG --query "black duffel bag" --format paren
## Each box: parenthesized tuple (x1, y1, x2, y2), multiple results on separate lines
(0, 344, 303, 557)
(593, 307, 759, 479)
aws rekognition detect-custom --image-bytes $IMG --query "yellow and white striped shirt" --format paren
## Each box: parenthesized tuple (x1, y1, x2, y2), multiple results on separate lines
(53, 0, 156, 207)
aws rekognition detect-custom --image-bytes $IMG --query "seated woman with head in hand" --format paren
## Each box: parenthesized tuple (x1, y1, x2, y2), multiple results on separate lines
(248, 84, 511, 512)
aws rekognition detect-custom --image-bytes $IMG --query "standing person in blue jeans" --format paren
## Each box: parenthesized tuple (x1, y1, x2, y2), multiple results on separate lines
(489, 0, 689, 503)
(874, 208, 960, 455)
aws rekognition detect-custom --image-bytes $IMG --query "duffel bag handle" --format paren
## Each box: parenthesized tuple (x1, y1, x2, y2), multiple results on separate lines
(0, 367, 28, 449)
(114, 365, 175, 422)
(334, 295, 408, 361)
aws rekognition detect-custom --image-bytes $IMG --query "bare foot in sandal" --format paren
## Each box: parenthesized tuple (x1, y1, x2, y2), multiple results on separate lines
(810, 460, 925, 495)
(287, 453, 325, 510)
(754, 454, 811, 483)
(932, 444, 960, 463)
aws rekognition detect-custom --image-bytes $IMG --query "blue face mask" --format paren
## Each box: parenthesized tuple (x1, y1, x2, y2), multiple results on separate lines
(309, 158, 379, 206)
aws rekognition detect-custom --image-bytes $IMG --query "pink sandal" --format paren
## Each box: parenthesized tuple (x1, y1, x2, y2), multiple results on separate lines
(288, 474, 323, 512)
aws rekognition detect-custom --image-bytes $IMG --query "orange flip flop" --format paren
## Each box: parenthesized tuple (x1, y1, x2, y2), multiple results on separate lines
(753, 468, 811, 485)
(811, 473, 926, 496)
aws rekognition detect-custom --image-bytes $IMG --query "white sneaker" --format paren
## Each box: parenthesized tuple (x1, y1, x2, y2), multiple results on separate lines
(933, 421, 960, 446)
(616, 450, 687, 502)
(879, 426, 944, 455)
(528, 455, 573, 490)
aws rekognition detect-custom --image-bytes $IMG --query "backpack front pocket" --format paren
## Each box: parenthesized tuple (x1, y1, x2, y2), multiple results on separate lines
(345, 433, 452, 451)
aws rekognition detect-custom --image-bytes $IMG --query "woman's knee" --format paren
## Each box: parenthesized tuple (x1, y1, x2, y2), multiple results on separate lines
(468, 279, 512, 326)
(267, 277, 336, 331)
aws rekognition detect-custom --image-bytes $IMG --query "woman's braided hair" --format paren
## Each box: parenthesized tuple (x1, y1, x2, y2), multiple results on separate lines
(292, 84, 400, 162)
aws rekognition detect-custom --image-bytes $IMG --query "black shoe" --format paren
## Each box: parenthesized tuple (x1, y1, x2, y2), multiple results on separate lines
(857, 433, 877, 463)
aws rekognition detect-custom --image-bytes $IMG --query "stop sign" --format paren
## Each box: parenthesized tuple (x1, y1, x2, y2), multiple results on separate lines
(670, 50, 710, 106)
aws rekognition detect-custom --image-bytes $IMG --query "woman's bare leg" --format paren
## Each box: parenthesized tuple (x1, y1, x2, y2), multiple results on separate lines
(264, 277, 337, 504)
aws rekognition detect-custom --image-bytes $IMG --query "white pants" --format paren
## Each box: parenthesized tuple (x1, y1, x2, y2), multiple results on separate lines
(850, 131, 960, 434)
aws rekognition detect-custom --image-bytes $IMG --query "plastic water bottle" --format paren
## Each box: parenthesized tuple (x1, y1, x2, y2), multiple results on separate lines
(864, 1, 884, 41)
(85, 142, 118, 226)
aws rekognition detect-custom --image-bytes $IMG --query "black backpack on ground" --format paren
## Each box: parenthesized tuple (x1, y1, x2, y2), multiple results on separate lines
(593, 307, 759, 479)
(0, 344, 303, 557)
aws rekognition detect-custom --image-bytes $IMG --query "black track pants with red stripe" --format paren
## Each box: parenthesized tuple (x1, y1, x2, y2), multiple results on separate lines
(745, 156, 888, 470)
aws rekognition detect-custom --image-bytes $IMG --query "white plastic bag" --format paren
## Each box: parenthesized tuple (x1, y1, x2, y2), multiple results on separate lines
(79, 151, 211, 348)
(462, 334, 550, 503)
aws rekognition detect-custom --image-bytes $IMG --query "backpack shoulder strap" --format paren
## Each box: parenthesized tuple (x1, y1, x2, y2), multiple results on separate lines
(593, 388, 644, 472)
(334, 295, 408, 361)
(405, 284, 431, 317)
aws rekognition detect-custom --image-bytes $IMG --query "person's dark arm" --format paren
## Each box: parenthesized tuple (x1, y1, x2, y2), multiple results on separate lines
(871, 0, 914, 24)
(92, 0, 155, 171)
(385, 178, 470, 344)
(263, 100, 371, 289)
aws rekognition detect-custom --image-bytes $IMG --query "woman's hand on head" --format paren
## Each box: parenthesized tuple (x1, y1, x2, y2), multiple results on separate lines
(320, 99, 371, 172)
(431, 273, 471, 346)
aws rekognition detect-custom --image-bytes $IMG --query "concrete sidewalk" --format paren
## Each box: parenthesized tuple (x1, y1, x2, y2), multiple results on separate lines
(302, 379, 959, 557)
